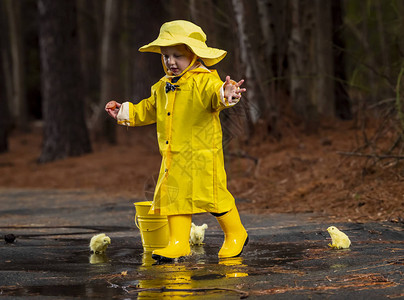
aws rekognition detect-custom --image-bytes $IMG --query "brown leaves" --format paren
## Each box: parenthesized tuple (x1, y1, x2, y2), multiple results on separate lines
(253, 273, 397, 296)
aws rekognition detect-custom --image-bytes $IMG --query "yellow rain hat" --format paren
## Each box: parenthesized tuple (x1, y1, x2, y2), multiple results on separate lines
(139, 20, 227, 66)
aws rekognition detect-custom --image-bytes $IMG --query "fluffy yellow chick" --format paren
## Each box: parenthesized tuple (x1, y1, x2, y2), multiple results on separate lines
(90, 233, 111, 254)
(327, 226, 351, 249)
(189, 223, 208, 245)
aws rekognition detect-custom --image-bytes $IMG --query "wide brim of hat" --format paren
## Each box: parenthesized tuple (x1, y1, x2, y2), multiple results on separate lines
(139, 38, 227, 67)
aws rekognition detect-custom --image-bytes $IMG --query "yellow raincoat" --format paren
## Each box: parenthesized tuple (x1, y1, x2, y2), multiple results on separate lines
(117, 67, 238, 215)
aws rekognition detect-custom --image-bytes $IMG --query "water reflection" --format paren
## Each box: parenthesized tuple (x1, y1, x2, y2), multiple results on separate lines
(136, 250, 249, 298)
(141, 251, 155, 267)
(89, 253, 109, 264)
(190, 245, 205, 256)
(219, 257, 249, 278)
(138, 261, 193, 299)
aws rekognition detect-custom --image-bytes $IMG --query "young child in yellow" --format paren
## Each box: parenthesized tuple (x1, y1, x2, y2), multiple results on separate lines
(105, 20, 248, 262)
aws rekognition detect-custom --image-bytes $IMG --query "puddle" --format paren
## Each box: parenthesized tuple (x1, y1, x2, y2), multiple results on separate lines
(10, 283, 128, 298)
(1, 224, 403, 299)
(1, 190, 403, 298)
(0, 237, 320, 299)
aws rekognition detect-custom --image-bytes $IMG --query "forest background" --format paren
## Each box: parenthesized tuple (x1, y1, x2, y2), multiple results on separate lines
(0, 0, 403, 222)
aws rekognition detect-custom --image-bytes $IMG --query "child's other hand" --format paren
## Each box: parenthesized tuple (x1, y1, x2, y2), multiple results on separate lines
(223, 76, 246, 104)
(105, 101, 121, 119)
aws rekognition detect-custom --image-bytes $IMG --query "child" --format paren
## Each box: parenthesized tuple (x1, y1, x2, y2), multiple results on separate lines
(105, 20, 248, 262)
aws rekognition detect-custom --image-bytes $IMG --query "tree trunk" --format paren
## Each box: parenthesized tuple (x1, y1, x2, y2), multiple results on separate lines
(399, 0, 404, 59)
(190, 0, 216, 45)
(231, 0, 259, 124)
(0, 60, 10, 152)
(38, 0, 92, 163)
(361, 4, 377, 103)
(375, 0, 390, 79)
(288, 0, 318, 132)
(256, 0, 282, 138)
(256, 0, 274, 77)
(77, 0, 101, 113)
(315, 0, 334, 116)
(332, 0, 351, 120)
(190, 0, 198, 22)
(0, 2, 12, 153)
(5, 0, 27, 131)
(272, 0, 289, 91)
(129, 0, 165, 101)
(121, 0, 133, 99)
(99, 0, 121, 143)
(89, 0, 121, 144)
(1, 50, 13, 125)
(0, 55, 10, 153)
(0, 94, 9, 153)
(166, 0, 190, 20)
(0, 3, 10, 152)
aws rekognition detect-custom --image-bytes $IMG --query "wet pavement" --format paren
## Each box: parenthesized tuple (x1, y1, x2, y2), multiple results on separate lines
(0, 189, 403, 299)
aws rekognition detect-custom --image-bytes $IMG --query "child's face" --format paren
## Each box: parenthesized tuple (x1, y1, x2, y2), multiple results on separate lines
(161, 45, 194, 76)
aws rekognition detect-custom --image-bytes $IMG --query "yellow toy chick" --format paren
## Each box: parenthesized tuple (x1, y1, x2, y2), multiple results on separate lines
(90, 233, 111, 254)
(189, 223, 208, 246)
(327, 226, 351, 249)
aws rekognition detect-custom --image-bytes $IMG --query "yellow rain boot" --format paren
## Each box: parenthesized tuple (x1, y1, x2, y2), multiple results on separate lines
(152, 214, 191, 262)
(217, 207, 248, 258)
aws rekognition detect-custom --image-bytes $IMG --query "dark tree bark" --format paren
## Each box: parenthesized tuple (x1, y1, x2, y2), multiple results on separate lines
(91, 0, 121, 144)
(190, 0, 216, 45)
(0, 47, 10, 153)
(77, 0, 101, 114)
(288, 0, 319, 132)
(332, 0, 352, 120)
(315, 0, 334, 117)
(5, 0, 27, 131)
(0, 98, 9, 153)
(37, 0, 91, 163)
(129, 0, 166, 100)
(0, 1, 11, 153)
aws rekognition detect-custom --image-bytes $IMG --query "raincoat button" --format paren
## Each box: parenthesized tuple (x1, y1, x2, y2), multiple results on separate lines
(166, 141, 169, 144)
(167, 112, 171, 116)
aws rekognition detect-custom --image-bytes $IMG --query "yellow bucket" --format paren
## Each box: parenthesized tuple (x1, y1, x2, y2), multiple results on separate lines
(134, 201, 169, 252)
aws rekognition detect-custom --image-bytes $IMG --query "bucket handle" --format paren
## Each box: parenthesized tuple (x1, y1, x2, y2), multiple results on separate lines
(144, 222, 168, 232)
(134, 213, 140, 229)
(134, 214, 168, 232)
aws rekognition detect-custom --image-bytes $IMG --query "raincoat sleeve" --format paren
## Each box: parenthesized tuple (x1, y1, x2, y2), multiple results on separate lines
(117, 85, 157, 127)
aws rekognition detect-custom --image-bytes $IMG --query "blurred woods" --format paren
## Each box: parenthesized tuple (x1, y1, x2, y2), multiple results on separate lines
(0, 0, 404, 163)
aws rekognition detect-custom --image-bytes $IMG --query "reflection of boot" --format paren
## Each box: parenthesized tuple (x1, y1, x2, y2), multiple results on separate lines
(139, 264, 192, 298)
(219, 257, 249, 278)
(152, 214, 191, 262)
(141, 252, 155, 267)
(217, 206, 248, 258)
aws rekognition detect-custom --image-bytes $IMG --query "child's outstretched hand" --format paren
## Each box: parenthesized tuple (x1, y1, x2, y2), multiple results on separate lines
(105, 101, 121, 119)
(223, 76, 246, 104)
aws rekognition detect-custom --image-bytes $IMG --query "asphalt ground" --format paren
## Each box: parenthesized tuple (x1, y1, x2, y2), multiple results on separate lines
(0, 189, 403, 299)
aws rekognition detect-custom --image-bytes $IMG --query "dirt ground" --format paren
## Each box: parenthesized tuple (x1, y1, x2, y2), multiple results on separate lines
(0, 119, 403, 223)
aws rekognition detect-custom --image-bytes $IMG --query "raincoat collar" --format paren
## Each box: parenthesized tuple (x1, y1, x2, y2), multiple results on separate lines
(161, 65, 212, 84)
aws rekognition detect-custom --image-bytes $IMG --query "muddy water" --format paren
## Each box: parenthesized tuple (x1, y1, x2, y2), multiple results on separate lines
(1, 221, 403, 299)
(0, 228, 315, 299)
